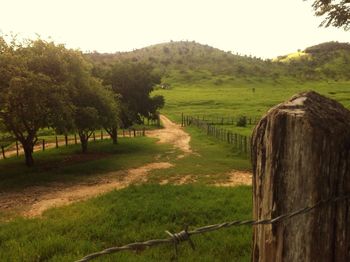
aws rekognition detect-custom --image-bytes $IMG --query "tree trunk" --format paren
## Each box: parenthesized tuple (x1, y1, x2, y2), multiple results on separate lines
(22, 142, 34, 167)
(111, 127, 118, 144)
(79, 133, 88, 153)
(251, 91, 350, 262)
(105, 127, 118, 144)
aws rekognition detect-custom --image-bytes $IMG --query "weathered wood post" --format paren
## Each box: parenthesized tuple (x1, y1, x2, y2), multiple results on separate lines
(42, 139, 45, 151)
(55, 136, 59, 148)
(74, 134, 77, 144)
(65, 134, 68, 146)
(251, 91, 350, 262)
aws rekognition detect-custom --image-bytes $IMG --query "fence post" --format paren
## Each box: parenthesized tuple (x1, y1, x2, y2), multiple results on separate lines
(16, 141, 19, 156)
(251, 92, 350, 262)
(142, 127, 145, 136)
(101, 130, 103, 140)
(1, 146, 5, 159)
(42, 139, 45, 151)
(133, 129, 136, 137)
(65, 134, 68, 146)
(74, 134, 77, 144)
(181, 113, 184, 127)
(55, 136, 59, 148)
(93, 132, 96, 141)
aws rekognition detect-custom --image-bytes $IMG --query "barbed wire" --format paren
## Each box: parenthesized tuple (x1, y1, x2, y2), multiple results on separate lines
(75, 194, 350, 262)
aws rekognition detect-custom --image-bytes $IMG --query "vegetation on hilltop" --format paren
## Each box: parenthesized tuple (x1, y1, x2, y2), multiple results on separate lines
(277, 41, 350, 80)
(87, 40, 350, 82)
(87, 41, 286, 79)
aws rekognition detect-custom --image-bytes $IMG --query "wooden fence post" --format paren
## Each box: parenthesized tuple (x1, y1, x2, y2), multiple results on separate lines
(55, 136, 59, 148)
(93, 132, 96, 141)
(1, 146, 5, 159)
(65, 134, 68, 146)
(181, 113, 184, 127)
(142, 128, 145, 136)
(74, 134, 77, 144)
(251, 92, 350, 262)
(133, 129, 136, 137)
(101, 130, 103, 140)
(42, 139, 45, 151)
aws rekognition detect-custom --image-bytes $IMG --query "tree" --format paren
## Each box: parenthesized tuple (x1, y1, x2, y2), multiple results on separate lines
(311, 0, 350, 30)
(0, 37, 74, 166)
(105, 61, 162, 128)
(72, 80, 119, 151)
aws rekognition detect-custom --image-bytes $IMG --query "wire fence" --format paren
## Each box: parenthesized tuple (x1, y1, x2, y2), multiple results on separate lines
(75, 194, 350, 262)
(182, 114, 253, 157)
(0, 128, 146, 160)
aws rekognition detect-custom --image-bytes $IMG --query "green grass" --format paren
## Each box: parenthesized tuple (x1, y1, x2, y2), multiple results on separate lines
(148, 126, 251, 184)
(0, 137, 172, 192)
(0, 184, 252, 262)
(154, 76, 350, 136)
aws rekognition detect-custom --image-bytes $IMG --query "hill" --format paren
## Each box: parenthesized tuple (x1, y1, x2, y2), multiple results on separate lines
(86, 40, 350, 82)
(276, 41, 350, 80)
(86, 41, 285, 79)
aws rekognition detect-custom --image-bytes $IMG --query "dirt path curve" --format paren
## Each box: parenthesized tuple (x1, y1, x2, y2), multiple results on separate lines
(147, 115, 192, 157)
(0, 115, 189, 218)
(0, 115, 251, 218)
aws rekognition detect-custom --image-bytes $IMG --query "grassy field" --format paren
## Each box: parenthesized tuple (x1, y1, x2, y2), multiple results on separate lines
(154, 75, 350, 135)
(0, 185, 252, 262)
(3, 74, 349, 261)
(0, 133, 252, 261)
(0, 137, 172, 192)
(148, 126, 251, 185)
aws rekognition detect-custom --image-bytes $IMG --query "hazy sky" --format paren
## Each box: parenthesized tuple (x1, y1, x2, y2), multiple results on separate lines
(1, 0, 349, 58)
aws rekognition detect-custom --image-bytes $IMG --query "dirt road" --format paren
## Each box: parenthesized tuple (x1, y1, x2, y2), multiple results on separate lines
(0, 115, 251, 218)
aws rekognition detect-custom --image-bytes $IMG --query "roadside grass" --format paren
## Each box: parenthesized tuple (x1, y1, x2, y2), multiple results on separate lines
(154, 76, 350, 136)
(0, 184, 252, 262)
(148, 126, 251, 185)
(0, 137, 172, 192)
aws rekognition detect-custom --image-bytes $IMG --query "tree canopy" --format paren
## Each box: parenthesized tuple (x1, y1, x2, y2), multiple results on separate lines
(311, 0, 350, 30)
(105, 61, 162, 128)
(0, 37, 120, 165)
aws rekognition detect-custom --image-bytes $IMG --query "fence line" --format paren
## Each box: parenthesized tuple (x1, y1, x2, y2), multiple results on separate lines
(75, 194, 350, 262)
(184, 115, 260, 126)
(0, 128, 146, 160)
(182, 114, 252, 156)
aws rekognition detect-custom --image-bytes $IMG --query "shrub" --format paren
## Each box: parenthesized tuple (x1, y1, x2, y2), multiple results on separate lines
(236, 116, 247, 127)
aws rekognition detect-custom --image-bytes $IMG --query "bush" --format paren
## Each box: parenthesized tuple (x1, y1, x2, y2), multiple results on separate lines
(236, 116, 247, 127)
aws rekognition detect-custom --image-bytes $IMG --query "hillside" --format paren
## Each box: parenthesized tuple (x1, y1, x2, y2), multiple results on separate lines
(86, 41, 350, 82)
(276, 41, 350, 80)
(86, 41, 285, 79)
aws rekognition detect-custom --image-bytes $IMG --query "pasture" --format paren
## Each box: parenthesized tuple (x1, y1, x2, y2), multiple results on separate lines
(1, 74, 350, 261)
(154, 74, 350, 135)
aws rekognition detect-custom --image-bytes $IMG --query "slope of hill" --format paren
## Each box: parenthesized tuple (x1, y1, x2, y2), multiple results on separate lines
(276, 41, 350, 80)
(86, 41, 285, 79)
(86, 40, 350, 82)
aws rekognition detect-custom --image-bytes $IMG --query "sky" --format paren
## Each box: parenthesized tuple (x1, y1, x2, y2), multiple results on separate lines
(0, 0, 349, 58)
